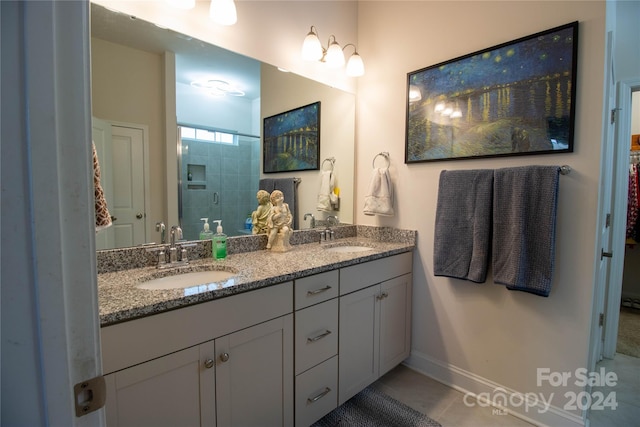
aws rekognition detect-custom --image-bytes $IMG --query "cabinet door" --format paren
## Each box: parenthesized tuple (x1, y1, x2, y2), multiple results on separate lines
(338, 284, 380, 405)
(216, 314, 294, 427)
(379, 273, 412, 377)
(104, 345, 213, 427)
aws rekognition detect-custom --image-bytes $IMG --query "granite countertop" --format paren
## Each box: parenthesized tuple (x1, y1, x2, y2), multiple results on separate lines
(98, 227, 415, 327)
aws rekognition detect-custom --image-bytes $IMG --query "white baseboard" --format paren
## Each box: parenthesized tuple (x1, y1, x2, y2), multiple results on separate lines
(404, 351, 586, 427)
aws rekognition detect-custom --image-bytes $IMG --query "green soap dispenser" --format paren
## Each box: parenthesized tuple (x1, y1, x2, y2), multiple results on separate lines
(212, 220, 227, 260)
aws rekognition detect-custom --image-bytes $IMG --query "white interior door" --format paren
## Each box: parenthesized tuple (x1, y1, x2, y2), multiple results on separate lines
(92, 118, 115, 250)
(592, 31, 617, 363)
(110, 125, 147, 248)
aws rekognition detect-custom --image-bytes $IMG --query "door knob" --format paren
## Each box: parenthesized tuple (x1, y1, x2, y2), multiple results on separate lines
(219, 352, 230, 363)
(204, 359, 214, 369)
(136, 212, 143, 219)
(110, 216, 117, 222)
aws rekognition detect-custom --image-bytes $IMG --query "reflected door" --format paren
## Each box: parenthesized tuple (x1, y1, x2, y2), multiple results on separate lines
(111, 125, 147, 247)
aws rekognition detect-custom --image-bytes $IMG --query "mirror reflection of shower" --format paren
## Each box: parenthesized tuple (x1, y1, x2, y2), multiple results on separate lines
(178, 125, 260, 240)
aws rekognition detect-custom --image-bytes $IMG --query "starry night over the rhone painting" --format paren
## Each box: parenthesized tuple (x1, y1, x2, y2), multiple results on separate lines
(406, 22, 578, 163)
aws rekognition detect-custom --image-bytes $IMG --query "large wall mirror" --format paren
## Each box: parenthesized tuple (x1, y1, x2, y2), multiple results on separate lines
(91, 3, 355, 250)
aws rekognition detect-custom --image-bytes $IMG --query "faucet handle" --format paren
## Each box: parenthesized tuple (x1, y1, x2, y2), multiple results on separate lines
(145, 246, 167, 267)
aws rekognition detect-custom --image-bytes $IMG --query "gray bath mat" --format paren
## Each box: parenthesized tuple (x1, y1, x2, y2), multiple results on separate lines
(312, 386, 441, 427)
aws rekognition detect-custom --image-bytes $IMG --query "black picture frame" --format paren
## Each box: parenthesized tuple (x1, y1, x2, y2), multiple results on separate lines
(263, 101, 321, 173)
(405, 21, 578, 163)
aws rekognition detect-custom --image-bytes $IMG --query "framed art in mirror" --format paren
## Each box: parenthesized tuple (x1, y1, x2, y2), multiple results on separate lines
(405, 21, 578, 163)
(263, 101, 320, 173)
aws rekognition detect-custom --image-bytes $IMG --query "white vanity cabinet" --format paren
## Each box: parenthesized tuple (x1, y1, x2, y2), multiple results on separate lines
(101, 282, 293, 427)
(338, 252, 413, 405)
(101, 249, 414, 426)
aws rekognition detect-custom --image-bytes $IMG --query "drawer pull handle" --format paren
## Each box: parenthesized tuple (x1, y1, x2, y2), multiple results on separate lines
(307, 387, 331, 404)
(204, 359, 214, 369)
(219, 352, 230, 363)
(307, 286, 332, 296)
(307, 330, 332, 343)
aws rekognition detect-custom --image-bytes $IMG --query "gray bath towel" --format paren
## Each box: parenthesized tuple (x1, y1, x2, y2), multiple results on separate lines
(492, 166, 560, 296)
(261, 178, 299, 229)
(433, 169, 494, 283)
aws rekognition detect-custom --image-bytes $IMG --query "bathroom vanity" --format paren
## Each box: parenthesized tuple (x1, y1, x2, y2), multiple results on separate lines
(98, 226, 414, 426)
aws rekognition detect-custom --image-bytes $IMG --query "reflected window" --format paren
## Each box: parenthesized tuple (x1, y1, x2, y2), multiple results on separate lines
(180, 125, 237, 145)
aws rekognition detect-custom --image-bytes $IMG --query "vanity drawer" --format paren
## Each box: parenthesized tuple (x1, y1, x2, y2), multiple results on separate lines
(294, 270, 339, 310)
(340, 251, 413, 295)
(295, 355, 338, 427)
(295, 299, 338, 375)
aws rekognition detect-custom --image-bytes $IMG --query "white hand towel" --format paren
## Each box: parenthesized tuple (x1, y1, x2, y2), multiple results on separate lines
(317, 170, 335, 212)
(363, 168, 394, 216)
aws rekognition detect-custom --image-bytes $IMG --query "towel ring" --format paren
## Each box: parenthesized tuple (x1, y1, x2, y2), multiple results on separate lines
(322, 157, 335, 172)
(372, 152, 390, 169)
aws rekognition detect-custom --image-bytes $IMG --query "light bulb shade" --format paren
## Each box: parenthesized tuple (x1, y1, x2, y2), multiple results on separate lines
(408, 85, 422, 102)
(346, 52, 365, 76)
(302, 30, 323, 61)
(165, 0, 195, 9)
(450, 109, 462, 118)
(210, 0, 237, 25)
(325, 41, 345, 68)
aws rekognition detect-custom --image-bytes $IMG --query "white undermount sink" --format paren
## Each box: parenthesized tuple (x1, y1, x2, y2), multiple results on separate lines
(136, 270, 237, 290)
(324, 245, 374, 253)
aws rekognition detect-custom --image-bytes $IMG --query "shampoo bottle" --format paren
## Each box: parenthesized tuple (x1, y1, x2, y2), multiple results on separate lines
(212, 220, 227, 260)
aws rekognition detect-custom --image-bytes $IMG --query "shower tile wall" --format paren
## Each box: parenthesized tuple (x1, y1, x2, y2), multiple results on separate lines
(181, 136, 260, 240)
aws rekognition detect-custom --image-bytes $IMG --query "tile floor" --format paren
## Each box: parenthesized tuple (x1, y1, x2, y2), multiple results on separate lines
(589, 353, 640, 427)
(374, 364, 534, 427)
(375, 356, 640, 427)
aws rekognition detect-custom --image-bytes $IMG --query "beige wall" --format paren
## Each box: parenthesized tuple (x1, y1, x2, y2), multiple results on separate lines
(355, 0, 605, 421)
(91, 37, 167, 231)
(92, 0, 359, 94)
(261, 64, 355, 226)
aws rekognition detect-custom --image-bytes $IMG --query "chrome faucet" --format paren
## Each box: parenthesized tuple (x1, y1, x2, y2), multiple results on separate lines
(169, 225, 183, 263)
(148, 225, 191, 269)
(155, 222, 166, 244)
(304, 213, 316, 228)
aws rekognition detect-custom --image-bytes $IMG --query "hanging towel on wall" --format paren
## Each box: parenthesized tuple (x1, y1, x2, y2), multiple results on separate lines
(433, 169, 494, 283)
(317, 170, 335, 212)
(492, 166, 560, 297)
(259, 178, 276, 193)
(363, 168, 394, 216)
(93, 142, 112, 232)
(260, 178, 299, 230)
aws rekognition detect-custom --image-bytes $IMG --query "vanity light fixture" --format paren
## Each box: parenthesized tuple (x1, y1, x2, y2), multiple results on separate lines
(210, 0, 237, 26)
(301, 26, 365, 77)
(190, 79, 245, 97)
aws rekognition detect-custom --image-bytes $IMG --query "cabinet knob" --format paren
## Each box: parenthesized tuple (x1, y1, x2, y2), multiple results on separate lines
(204, 358, 214, 369)
(219, 352, 230, 363)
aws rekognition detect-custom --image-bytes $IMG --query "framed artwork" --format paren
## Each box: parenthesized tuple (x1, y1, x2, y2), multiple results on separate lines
(263, 101, 320, 173)
(405, 21, 578, 163)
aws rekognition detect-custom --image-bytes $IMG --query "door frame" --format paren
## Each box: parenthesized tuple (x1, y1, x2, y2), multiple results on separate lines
(2, 1, 105, 425)
(602, 78, 640, 357)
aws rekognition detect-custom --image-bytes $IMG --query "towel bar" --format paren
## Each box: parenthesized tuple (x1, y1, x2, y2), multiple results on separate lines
(559, 165, 571, 175)
(321, 157, 335, 171)
(372, 152, 390, 168)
